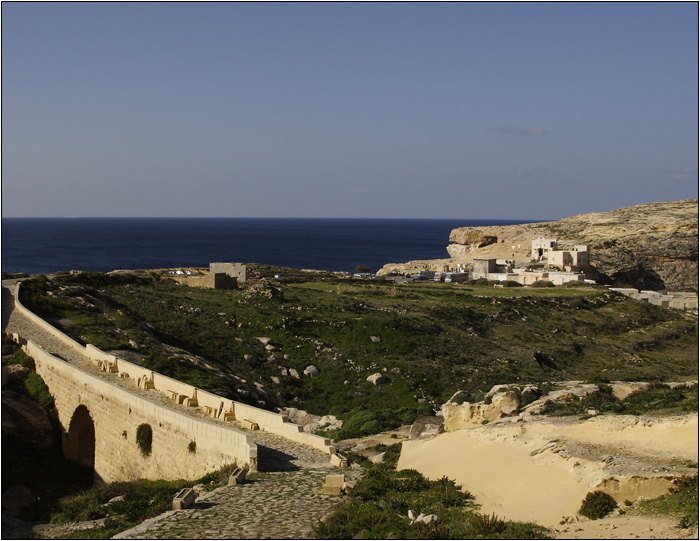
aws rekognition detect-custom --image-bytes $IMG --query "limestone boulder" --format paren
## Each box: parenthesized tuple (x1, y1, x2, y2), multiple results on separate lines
(441, 401, 482, 430)
(484, 384, 511, 401)
(367, 373, 386, 385)
(303, 365, 320, 377)
(192, 484, 208, 496)
(318, 414, 342, 430)
(1, 390, 53, 448)
(289, 368, 301, 380)
(611, 382, 649, 401)
(488, 391, 520, 416)
(409, 416, 443, 440)
(447, 390, 470, 405)
(441, 391, 521, 431)
(1, 365, 29, 387)
(284, 407, 314, 427)
(303, 422, 320, 433)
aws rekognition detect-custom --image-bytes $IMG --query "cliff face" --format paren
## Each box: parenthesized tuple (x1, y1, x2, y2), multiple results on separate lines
(381, 199, 699, 291)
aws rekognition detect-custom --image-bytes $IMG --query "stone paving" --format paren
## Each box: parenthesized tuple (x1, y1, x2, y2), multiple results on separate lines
(115, 464, 362, 539)
(113, 425, 363, 538)
(2, 283, 363, 539)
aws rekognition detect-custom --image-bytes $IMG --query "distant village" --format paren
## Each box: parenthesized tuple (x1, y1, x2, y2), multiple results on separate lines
(167, 238, 698, 312)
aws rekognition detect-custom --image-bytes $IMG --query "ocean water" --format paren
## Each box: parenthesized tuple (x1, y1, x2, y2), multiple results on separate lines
(1, 218, 535, 275)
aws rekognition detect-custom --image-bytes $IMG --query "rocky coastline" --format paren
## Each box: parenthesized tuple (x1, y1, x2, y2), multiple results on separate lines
(379, 199, 698, 292)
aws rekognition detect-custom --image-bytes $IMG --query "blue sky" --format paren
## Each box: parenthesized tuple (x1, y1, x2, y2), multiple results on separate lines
(2, 2, 698, 219)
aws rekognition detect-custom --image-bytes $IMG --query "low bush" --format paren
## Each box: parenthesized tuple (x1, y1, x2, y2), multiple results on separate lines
(531, 280, 555, 288)
(541, 383, 698, 417)
(579, 490, 617, 519)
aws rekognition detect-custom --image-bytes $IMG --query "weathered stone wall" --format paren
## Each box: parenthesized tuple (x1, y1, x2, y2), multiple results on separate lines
(25, 340, 256, 483)
(210, 262, 246, 283)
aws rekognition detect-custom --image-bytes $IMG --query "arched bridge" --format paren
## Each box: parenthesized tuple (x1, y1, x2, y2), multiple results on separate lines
(2, 283, 338, 483)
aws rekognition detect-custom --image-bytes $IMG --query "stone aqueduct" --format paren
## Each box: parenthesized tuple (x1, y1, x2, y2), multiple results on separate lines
(6, 283, 337, 483)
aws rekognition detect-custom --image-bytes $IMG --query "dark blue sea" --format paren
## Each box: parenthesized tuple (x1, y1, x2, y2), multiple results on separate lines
(1, 218, 536, 275)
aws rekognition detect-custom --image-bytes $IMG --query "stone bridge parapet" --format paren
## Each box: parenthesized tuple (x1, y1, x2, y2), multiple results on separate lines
(8, 282, 338, 482)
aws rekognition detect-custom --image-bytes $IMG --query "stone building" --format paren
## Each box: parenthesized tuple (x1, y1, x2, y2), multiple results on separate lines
(178, 263, 246, 290)
(547, 245, 590, 271)
(531, 237, 558, 261)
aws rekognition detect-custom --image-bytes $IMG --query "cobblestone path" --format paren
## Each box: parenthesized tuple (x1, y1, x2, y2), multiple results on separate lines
(115, 463, 362, 539)
(113, 429, 364, 539)
(2, 284, 363, 539)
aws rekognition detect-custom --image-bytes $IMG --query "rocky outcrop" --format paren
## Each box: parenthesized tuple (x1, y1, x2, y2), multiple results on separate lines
(283, 407, 343, 434)
(441, 386, 524, 430)
(1, 390, 53, 448)
(379, 199, 699, 291)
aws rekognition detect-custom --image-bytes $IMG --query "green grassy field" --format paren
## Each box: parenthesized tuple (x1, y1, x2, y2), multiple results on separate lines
(18, 268, 698, 436)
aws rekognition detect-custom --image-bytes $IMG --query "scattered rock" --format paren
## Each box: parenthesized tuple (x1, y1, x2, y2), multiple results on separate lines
(192, 484, 208, 496)
(303, 422, 320, 433)
(368, 452, 385, 464)
(441, 388, 521, 430)
(303, 365, 320, 377)
(410, 512, 438, 526)
(409, 416, 443, 440)
(370, 336, 381, 343)
(289, 368, 300, 380)
(256, 337, 273, 346)
(367, 373, 386, 385)
(1, 364, 29, 387)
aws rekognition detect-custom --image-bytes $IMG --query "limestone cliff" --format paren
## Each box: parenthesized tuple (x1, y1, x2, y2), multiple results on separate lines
(379, 199, 698, 291)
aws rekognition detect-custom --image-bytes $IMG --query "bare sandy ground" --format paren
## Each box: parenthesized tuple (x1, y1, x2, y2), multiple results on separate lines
(398, 413, 698, 535)
(552, 514, 697, 539)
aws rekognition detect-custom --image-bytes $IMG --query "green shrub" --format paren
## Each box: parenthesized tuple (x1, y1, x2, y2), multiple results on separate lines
(24, 372, 55, 411)
(579, 490, 617, 519)
(531, 280, 555, 288)
(639, 476, 698, 529)
(468, 512, 506, 535)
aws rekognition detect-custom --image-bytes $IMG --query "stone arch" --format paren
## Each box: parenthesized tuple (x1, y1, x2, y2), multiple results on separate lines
(63, 404, 95, 470)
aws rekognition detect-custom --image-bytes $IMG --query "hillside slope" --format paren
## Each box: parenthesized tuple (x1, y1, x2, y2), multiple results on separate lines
(380, 199, 698, 291)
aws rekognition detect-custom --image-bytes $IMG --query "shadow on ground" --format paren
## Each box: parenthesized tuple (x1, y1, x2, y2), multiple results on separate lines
(256, 445, 300, 472)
